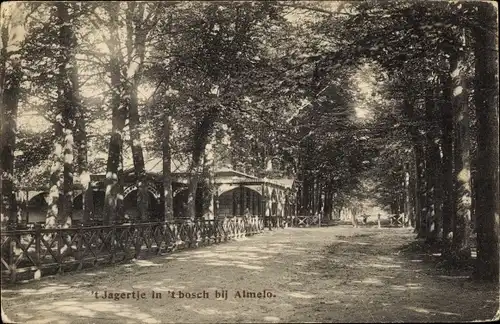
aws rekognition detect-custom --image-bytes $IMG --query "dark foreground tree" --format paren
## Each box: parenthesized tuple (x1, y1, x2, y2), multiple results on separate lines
(472, 1, 499, 282)
(0, 3, 24, 230)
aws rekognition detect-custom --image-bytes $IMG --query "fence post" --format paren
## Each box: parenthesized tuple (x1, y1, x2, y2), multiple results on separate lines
(9, 230, 16, 282)
(168, 221, 176, 252)
(111, 223, 116, 263)
(205, 220, 210, 244)
(162, 221, 168, 253)
(76, 224, 84, 270)
(35, 224, 42, 276)
(57, 228, 63, 274)
(134, 224, 142, 259)
(224, 217, 229, 241)
(187, 219, 193, 248)
(198, 220, 204, 245)
(193, 220, 199, 248)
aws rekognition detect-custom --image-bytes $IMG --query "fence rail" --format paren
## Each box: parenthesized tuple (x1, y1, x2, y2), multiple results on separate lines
(1, 216, 266, 284)
(286, 215, 322, 227)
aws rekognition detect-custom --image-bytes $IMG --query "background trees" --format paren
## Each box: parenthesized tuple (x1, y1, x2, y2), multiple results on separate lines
(314, 0, 498, 280)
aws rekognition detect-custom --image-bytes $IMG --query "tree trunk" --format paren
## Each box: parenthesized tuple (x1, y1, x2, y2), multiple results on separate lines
(45, 3, 71, 228)
(430, 141, 443, 242)
(424, 87, 441, 243)
(420, 149, 428, 238)
(441, 74, 454, 256)
(301, 173, 310, 215)
(413, 143, 425, 236)
(472, 2, 499, 282)
(312, 179, 317, 215)
(324, 182, 333, 219)
(296, 170, 303, 215)
(103, 71, 125, 224)
(470, 152, 477, 233)
(315, 180, 320, 215)
(404, 163, 413, 228)
(432, 83, 444, 242)
(408, 163, 416, 228)
(57, 2, 76, 228)
(399, 190, 405, 222)
(0, 46, 21, 230)
(163, 113, 173, 222)
(126, 2, 149, 223)
(300, 139, 313, 215)
(424, 98, 434, 240)
(203, 137, 216, 220)
(0, 3, 24, 230)
(187, 170, 200, 220)
(391, 199, 397, 218)
(103, 4, 125, 225)
(450, 45, 472, 261)
(128, 82, 148, 222)
(186, 106, 218, 220)
(404, 99, 425, 235)
(46, 124, 64, 228)
(351, 208, 357, 228)
(74, 77, 92, 224)
(70, 15, 92, 225)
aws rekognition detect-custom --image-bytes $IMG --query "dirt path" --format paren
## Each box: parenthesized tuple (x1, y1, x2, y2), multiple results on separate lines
(2, 226, 498, 323)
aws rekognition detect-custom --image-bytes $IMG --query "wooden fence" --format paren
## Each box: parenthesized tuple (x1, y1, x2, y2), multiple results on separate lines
(1, 216, 266, 284)
(287, 215, 322, 227)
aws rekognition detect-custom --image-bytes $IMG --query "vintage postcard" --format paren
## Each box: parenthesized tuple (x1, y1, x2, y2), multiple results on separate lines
(1, 1, 498, 323)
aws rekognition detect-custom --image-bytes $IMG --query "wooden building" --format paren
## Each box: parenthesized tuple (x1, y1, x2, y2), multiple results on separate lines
(16, 159, 296, 225)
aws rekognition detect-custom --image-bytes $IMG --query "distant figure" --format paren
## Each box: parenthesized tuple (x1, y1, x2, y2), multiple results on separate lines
(315, 211, 321, 227)
(377, 213, 381, 229)
(362, 215, 369, 224)
(351, 213, 357, 228)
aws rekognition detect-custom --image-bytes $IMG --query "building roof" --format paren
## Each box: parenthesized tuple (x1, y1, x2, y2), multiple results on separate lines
(124, 157, 294, 189)
(124, 157, 190, 174)
(21, 157, 295, 191)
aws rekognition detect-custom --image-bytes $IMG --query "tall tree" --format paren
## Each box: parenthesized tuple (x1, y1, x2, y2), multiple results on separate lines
(472, 1, 499, 282)
(124, 2, 164, 222)
(440, 73, 455, 255)
(102, 2, 126, 224)
(449, 30, 472, 261)
(56, 2, 78, 228)
(75, 80, 93, 224)
(41, 3, 82, 228)
(163, 110, 173, 222)
(0, 2, 25, 229)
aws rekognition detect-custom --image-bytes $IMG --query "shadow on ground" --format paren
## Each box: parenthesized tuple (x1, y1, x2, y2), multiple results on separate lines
(2, 227, 498, 323)
(306, 229, 499, 323)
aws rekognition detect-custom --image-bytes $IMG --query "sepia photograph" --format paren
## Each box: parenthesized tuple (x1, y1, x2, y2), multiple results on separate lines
(0, 0, 498, 323)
